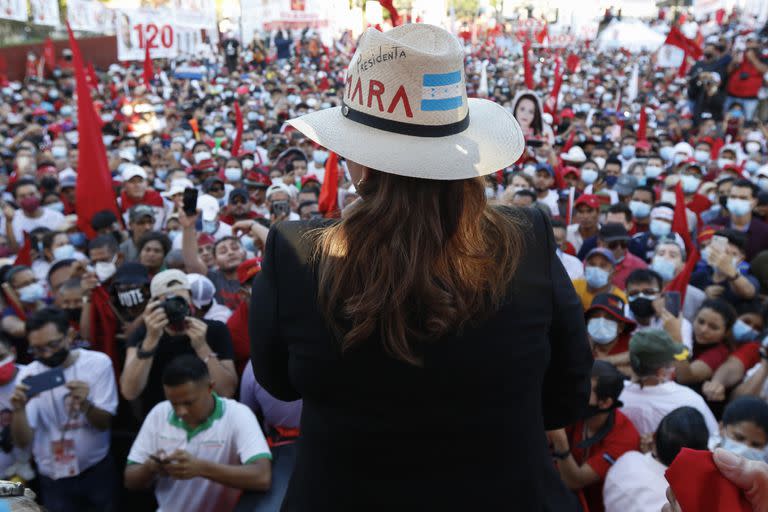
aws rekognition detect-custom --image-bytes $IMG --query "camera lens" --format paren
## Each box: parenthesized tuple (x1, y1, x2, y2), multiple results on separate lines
(162, 296, 190, 327)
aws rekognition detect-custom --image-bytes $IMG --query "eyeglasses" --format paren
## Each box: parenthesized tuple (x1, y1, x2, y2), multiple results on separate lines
(27, 336, 65, 357)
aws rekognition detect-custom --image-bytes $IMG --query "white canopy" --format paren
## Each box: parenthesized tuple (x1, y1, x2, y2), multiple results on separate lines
(596, 20, 666, 53)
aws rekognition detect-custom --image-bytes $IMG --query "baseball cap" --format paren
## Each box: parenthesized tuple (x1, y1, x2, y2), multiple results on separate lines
(163, 179, 195, 198)
(90, 210, 118, 231)
(237, 258, 261, 285)
(197, 194, 220, 222)
(599, 223, 630, 243)
(629, 329, 689, 368)
(129, 204, 155, 223)
(59, 174, 76, 189)
(113, 262, 150, 286)
(243, 169, 271, 188)
(187, 273, 216, 308)
(203, 176, 224, 192)
(585, 247, 617, 266)
(535, 163, 554, 177)
(121, 164, 147, 181)
(574, 194, 600, 210)
(651, 205, 674, 222)
(150, 269, 190, 298)
(229, 188, 249, 202)
(586, 293, 635, 329)
(614, 175, 638, 196)
(301, 174, 321, 188)
(266, 182, 293, 200)
(562, 166, 580, 178)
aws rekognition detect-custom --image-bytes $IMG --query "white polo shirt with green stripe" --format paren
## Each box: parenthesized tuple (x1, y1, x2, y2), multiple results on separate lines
(127, 394, 272, 512)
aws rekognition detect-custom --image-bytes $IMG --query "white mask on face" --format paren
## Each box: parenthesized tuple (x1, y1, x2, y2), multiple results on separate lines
(720, 436, 768, 462)
(592, 157, 606, 170)
(194, 151, 212, 163)
(94, 256, 117, 283)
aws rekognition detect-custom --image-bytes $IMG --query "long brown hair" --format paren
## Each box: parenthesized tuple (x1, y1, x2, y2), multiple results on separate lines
(313, 170, 526, 366)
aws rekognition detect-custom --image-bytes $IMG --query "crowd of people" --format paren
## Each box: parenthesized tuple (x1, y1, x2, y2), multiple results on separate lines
(0, 9, 767, 512)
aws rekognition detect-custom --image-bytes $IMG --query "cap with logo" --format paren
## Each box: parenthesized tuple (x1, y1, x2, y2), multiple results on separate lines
(585, 247, 617, 266)
(586, 293, 635, 330)
(574, 194, 600, 210)
(629, 329, 689, 368)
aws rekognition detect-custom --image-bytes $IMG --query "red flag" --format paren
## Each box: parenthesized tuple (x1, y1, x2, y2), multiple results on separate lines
(319, 152, 340, 217)
(523, 40, 534, 89)
(672, 182, 693, 255)
(638, 105, 648, 142)
(143, 44, 153, 86)
(678, 55, 690, 78)
(535, 24, 548, 44)
(545, 57, 563, 120)
(66, 23, 122, 239)
(562, 130, 576, 153)
(87, 62, 98, 89)
(664, 246, 700, 308)
(715, 8, 725, 25)
(379, 0, 401, 26)
(13, 233, 32, 266)
(565, 53, 580, 73)
(43, 37, 56, 72)
(231, 101, 243, 157)
(664, 25, 702, 60)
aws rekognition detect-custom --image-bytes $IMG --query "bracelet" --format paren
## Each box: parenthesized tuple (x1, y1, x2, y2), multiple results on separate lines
(552, 449, 571, 460)
(136, 341, 158, 359)
(202, 352, 218, 364)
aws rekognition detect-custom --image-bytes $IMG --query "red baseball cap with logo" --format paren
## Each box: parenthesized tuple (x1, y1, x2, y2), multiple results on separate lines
(574, 194, 600, 210)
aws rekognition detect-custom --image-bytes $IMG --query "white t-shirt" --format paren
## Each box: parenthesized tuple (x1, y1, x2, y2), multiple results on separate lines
(0, 364, 30, 477)
(603, 451, 668, 512)
(619, 380, 719, 437)
(127, 396, 271, 512)
(8, 208, 65, 245)
(18, 349, 117, 479)
(537, 189, 559, 217)
(204, 302, 233, 323)
(557, 249, 584, 280)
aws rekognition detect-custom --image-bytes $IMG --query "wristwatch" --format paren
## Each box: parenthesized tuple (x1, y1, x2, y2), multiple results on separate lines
(136, 342, 158, 359)
(553, 449, 571, 460)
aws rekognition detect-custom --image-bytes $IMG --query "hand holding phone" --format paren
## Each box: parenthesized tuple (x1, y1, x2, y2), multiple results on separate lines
(664, 291, 681, 319)
(22, 368, 65, 399)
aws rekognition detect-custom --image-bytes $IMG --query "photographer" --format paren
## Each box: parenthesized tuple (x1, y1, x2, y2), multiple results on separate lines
(264, 183, 299, 223)
(725, 33, 768, 121)
(119, 270, 236, 416)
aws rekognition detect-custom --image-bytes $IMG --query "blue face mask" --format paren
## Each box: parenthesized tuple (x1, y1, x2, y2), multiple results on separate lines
(585, 265, 610, 289)
(629, 200, 651, 219)
(18, 282, 46, 303)
(745, 160, 760, 174)
(581, 169, 599, 185)
(651, 256, 677, 282)
(732, 319, 759, 342)
(167, 230, 180, 243)
(53, 244, 76, 261)
(45, 202, 65, 213)
(156, 169, 169, 181)
(659, 146, 675, 161)
(649, 219, 672, 238)
(604, 175, 619, 188)
(587, 317, 619, 344)
(203, 220, 218, 234)
(636, 176, 647, 187)
(729, 110, 743, 119)
(645, 165, 663, 179)
(68, 232, 86, 248)
(681, 175, 701, 194)
(242, 140, 258, 152)
(727, 198, 752, 217)
(621, 145, 636, 159)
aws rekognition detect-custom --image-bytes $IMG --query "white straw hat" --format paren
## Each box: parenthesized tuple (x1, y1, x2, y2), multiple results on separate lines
(287, 24, 524, 180)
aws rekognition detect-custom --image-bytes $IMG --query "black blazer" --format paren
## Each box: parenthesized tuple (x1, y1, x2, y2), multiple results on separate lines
(250, 207, 592, 511)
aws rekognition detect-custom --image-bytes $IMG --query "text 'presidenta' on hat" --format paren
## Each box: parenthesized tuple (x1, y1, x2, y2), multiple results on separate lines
(287, 24, 524, 181)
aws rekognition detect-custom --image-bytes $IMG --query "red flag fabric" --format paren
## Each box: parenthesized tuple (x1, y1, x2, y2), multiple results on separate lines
(535, 24, 548, 44)
(143, 44, 153, 86)
(319, 152, 340, 217)
(673, 182, 693, 254)
(66, 23, 122, 239)
(545, 57, 563, 121)
(664, 25, 702, 59)
(664, 246, 700, 307)
(562, 130, 576, 153)
(379, 0, 401, 26)
(566, 53, 580, 73)
(638, 105, 648, 142)
(678, 55, 690, 78)
(231, 101, 243, 157)
(87, 62, 98, 89)
(523, 40, 534, 89)
(715, 9, 726, 25)
(13, 233, 32, 266)
(43, 37, 56, 72)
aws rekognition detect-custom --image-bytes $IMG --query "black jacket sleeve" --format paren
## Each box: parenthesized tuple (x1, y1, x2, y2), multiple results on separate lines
(249, 225, 301, 401)
(537, 209, 593, 430)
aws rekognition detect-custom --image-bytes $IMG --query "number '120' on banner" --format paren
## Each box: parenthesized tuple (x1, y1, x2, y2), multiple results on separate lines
(116, 9, 178, 61)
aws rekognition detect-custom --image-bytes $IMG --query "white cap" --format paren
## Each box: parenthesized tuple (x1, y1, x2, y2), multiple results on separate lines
(266, 182, 293, 200)
(651, 205, 674, 222)
(673, 142, 693, 157)
(197, 193, 220, 222)
(121, 164, 147, 181)
(187, 273, 216, 308)
(163, 178, 195, 198)
(560, 146, 586, 163)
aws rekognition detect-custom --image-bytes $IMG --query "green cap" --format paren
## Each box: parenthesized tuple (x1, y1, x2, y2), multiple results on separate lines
(629, 329, 689, 367)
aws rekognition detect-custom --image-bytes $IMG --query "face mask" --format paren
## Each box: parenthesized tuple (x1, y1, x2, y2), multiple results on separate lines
(588, 317, 619, 344)
(18, 282, 45, 303)
(243, 140, 257, 152)
(156, 168, 169, 181)
(745, 160, 760, 174)
(585, 266, 610, 289)
(645, 165, 663, 179)
(68, 232, 86, 247)
(636, 175, 647, 187)
(53, 244, 75, 260)
(60, 106, 73, 116)
(535, 155, 548, 164)
(203, 220, 218, 234)
(628, 293, 658, 318)
(681, 175, 701, 194)
(651, 256, 676, 281)
(661, 190, 677, 205)
(38, 347, 69, 368)
(629, 200, 651, 219)
(581, 169, 599, 185)
(94, 257, 117, 282)
(313, 150, 329, 165)
(241, 236, 256, 253)
(224, 168, 242, 182)
(758, 178, 768, 192)
(0, 355, 15, 385)
(604, 175, 619, 188)
(51, 146, 67, 159)
(194, 151, 212, 163)
(694, 150, 710, 163)
(45, 202, 64, 213)
(621, 145, 636, 159)
(19, 196, 41, 214)
(729, 110, 743, 119)
(673, 154, 687, 165)
(593, 157, 606, 170)
(172, 151, 182, 162)
(720, 436, 767, 463)
(745, 142, 761, 155)
(592, 135, 603, 142)
(485, 186, 496, 199)
(523, 165, 536, 177)
(727, 198, 752, 217)
(119, 147, 137, 161)
(732, 319, 759, 342)
(660, 146, 675, 161)
(718, 158, 734, 169)
(65, 308, 81, 323)
(247, 112, 259, 122)
(650, 219, 671, 238)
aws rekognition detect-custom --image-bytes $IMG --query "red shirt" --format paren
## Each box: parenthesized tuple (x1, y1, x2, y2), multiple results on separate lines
(219, 210, 261, 226)
(566, 410, 640, 512)
(727, 55, 765, 98)
(695, 342, 760, 374)
(612, 252, 648, 289)
(686, 193, 712, 215)
(226, 301, 250, 376)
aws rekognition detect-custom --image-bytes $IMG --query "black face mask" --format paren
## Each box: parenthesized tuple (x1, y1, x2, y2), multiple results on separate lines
(629, 297, 655, 319)
(38, 347, 69, 368)
(65, 308, 81, 323)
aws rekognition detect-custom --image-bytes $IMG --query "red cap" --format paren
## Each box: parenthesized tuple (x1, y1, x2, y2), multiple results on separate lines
(562, 166, 580, 178)
(197, 233, 215, 247)
(636, 140, 651, 151)
(664, 449, 750, 512)
(301, 174, 321, 187)
(244, 169, 272, 187)
(237, 258, 262, 285)
(560, 108, 575, 119)
(574, 194, 600, 210)
(698, 225, 717, 244)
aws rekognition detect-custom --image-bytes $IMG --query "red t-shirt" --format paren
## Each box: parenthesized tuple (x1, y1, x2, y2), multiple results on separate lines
(695, 343, 731, 373)
(727, 55, 765, 98)
(566, 410, 640, 512)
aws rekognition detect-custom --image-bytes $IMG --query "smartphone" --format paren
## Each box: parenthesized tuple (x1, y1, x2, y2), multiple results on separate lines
(22, 368, 65, 398)
(525, 139, 543, 148)
(271, 200, 290, 217)
(664, 291, 681, 318)
(182, 187, 198, 217)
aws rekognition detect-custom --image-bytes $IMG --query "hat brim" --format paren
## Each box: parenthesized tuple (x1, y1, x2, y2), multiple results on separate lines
(586, 304, 636, 330)
(287, 98, 524, 180)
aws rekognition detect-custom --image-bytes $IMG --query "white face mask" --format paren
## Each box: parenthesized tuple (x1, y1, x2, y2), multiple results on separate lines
(593, 157, 606, 170)
(194, 151, 212, 164)
(224, 167, 242, 182)
(720, 436, 768, 462)
(94, 256, 117, 283)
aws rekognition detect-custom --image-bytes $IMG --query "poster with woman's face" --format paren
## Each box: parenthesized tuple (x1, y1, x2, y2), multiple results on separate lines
(0, 0, 27, 22)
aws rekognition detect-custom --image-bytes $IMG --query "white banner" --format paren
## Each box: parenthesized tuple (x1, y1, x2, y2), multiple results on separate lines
(0, 0, 27, 22)
(693, 0, 727, 19)
(30, 0, 59, 25)
(116, 9, 179, 61)
(68, 0, 114, 32)
(656, 44, 685, 68)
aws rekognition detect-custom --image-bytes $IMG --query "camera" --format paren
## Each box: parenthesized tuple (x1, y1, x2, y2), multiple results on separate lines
(161, 296, 190, 330)
(271, 200, 291, 218)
